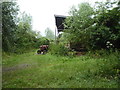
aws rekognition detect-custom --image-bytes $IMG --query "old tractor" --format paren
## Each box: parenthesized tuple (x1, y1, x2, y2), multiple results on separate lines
(37, 45, 49, 54)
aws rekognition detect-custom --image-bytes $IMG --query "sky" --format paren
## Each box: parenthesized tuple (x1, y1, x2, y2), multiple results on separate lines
(17, 0, 105, 36)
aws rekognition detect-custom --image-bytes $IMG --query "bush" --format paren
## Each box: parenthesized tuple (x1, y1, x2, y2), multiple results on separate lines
(64, 1, 120, 50)
(87, 50, 120, 78)
(34, 37, 50, 48)
(49, 43, 69, 56)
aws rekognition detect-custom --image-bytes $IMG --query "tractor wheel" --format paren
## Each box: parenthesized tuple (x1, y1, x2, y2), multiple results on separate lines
(37, 50, 41, 54)
(43, 50, 47, 54)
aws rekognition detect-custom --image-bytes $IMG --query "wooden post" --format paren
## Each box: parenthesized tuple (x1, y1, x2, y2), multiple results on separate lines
(55, 27, 56, 44)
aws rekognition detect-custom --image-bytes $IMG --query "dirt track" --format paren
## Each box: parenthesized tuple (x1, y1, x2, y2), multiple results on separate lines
(2, 64, 31, 72)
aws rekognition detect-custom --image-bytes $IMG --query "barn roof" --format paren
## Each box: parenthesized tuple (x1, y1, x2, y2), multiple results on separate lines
(54, 15, 67, 33)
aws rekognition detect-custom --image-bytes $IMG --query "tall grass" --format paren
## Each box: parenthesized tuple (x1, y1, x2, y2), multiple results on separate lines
(2, 49, 119, 88)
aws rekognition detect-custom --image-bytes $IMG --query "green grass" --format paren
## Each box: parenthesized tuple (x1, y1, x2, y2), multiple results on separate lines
(2, 51, 119, 88)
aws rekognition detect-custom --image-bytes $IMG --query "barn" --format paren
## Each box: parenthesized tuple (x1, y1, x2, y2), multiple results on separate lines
(54, 14, 66, 33)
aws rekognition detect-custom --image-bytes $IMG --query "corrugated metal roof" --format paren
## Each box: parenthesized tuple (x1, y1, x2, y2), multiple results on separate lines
(54, 14, 67, 18)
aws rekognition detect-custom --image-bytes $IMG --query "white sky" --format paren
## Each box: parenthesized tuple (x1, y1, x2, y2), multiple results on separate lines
(17, 0, 105, 36)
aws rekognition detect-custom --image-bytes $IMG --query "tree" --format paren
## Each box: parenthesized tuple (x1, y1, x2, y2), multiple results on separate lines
(89, 0, 120, 49)
(65, 1, 120, 50)
(36, 31, 42, 38)
(65, 2, 94, 49)
(2, 1, 39, 53)
(45, 28, 55, 40)
(2, 1, 19, 52)
(14, 12, 38, 51)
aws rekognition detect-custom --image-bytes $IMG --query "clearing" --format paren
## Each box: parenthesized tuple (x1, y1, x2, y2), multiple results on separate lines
(2, 51, 118, 88)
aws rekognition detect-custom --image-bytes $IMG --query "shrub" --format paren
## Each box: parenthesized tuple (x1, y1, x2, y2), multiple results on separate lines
(49, 43, 69, 56)
(86, 50, 120, 78)
(35, 37, 50, 48)
(64, 1, 120, 50)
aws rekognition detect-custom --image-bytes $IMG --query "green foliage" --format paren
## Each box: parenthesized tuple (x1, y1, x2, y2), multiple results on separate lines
(49, 43, 69, 56)
(65, 1, 120, 50)
(45, 27, 55, 40)
(14, 13, 37, 52)
(87, 49, 120, 77)
(104, 51, 119, 76)
(35, 37, 49, 48)
(57, 33, 70, 49)
(2, 1, 19, 52)
(2, 2, 45, 54)
(64, 2, 94, 49)
(90, 1, 120, 49)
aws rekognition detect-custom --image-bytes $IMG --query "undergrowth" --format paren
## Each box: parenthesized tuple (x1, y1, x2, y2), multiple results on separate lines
(2, 50, 120, 88)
